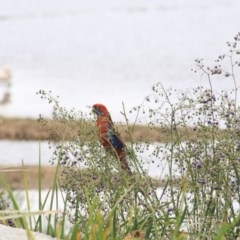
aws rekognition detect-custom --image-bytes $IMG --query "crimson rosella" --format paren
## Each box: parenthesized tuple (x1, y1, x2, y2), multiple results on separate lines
(92, 103, 132, 174)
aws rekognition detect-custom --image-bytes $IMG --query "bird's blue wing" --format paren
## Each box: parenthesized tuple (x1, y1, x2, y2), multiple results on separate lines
(107, 130, 125, 150)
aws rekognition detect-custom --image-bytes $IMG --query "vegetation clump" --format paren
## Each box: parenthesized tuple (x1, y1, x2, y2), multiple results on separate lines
(1, 33, 240, 239)
(37, 33, 240, 239)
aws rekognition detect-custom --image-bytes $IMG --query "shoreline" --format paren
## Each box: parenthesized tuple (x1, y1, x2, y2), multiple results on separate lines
(0, 117, 196, 142)
(0, 165, 172, 190)
(0, 165, 57, 189)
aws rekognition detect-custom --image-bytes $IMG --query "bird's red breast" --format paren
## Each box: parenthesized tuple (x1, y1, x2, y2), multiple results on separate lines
(92, 103, 112, 148)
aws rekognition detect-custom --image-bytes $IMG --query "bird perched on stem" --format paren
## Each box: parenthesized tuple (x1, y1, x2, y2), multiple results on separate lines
(92, 103, 132, 174)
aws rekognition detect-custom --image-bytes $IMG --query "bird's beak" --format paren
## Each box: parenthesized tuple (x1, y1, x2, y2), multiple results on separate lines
(92, 107, 99, 116)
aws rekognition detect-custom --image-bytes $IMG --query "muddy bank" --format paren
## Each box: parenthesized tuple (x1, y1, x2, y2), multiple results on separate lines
(0, 117, 196, 142)
(0, 165, 57, 189)
(0, 165, 173, 190)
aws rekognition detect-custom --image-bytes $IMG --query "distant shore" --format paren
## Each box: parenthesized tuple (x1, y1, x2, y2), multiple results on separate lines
(0, 117, 196, 142)
(0, 165, 175, 190)
(0, 165, 56, 189)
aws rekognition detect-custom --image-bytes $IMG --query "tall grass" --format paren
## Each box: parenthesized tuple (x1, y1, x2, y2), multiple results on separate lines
(1, 33, 240, 239)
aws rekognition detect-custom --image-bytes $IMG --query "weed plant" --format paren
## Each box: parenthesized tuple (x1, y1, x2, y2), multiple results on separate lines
(1, 33, 240, 239)
(36, 33, 240, 239)
(37, 92, 166, 239)
(132, 33, 240, 239)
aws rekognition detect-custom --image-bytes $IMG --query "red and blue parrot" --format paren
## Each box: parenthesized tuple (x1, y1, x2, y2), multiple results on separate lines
(92, 103, 131, 174)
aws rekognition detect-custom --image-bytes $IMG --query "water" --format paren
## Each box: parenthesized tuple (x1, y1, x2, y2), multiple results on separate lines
(0, 0, 239, 121)
(0, 140, 171, 179)
(0, 140, 53, 165)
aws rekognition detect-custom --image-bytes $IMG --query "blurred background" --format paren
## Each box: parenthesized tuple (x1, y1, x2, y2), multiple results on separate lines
(0, 0, 239, 121)
(0, 0, 239, 227)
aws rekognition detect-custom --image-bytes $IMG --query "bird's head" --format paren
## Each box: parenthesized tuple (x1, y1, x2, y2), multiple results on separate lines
(92, 103, 109, 117)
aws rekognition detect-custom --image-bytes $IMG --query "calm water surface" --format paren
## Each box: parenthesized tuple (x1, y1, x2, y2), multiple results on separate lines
(0, 140, 170, 178)
(0, 0, 239, 120)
